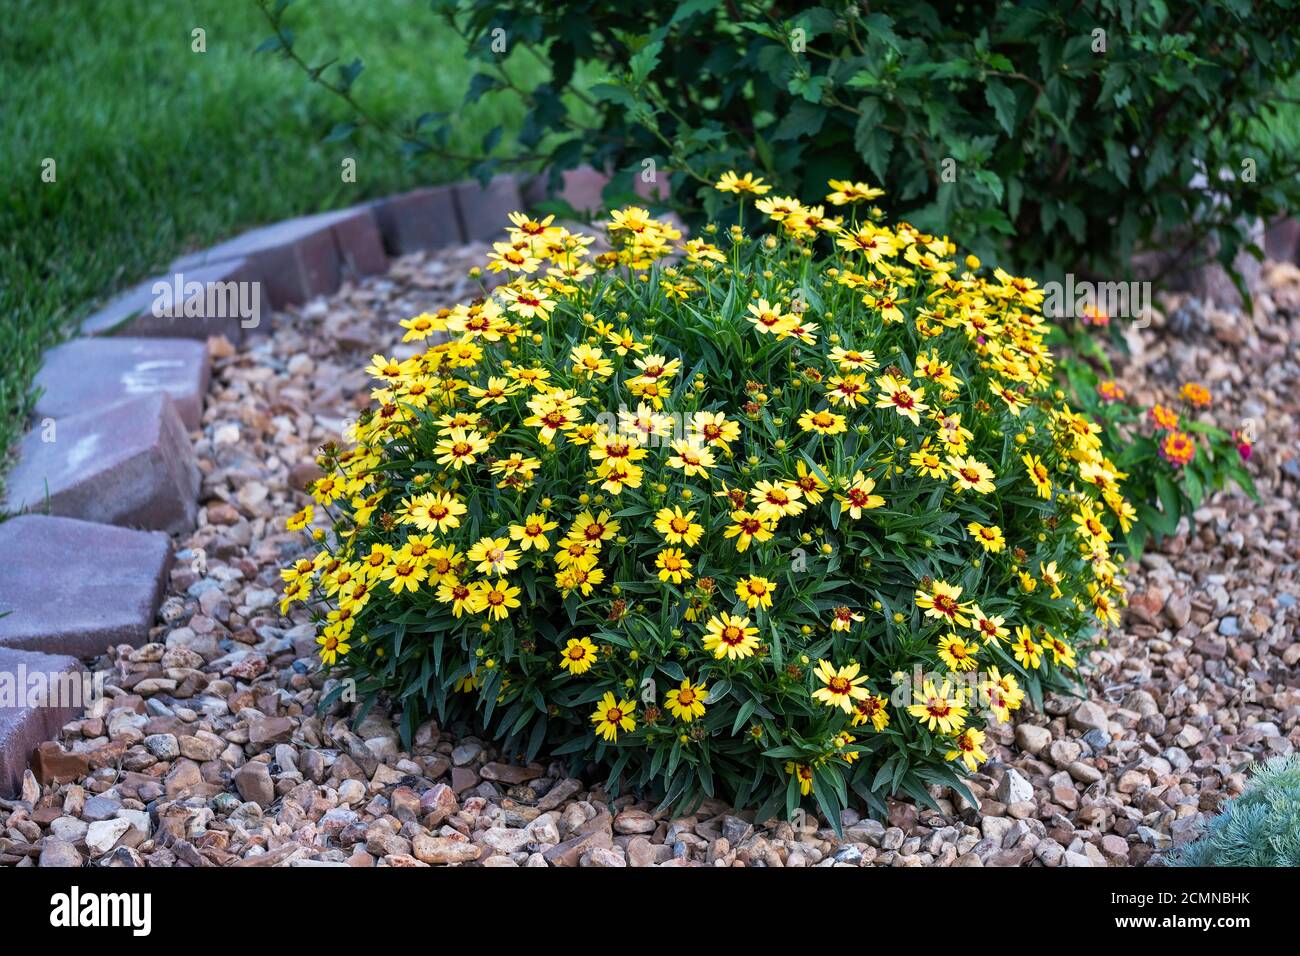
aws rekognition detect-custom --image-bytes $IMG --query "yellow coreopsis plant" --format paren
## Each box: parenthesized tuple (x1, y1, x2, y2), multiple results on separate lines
(282, 178, 1132, 827)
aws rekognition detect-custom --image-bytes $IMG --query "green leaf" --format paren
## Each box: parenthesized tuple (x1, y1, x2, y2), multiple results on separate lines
(629, 38, 663, 85)
(669, 0, 721, 27)
(984, 81, 1018, 135)
(771, 100, 826, 141)
(854, 122, 893, 181)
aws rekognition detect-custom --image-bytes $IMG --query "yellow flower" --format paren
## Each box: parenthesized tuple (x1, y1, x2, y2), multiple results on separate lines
(279, 577, 310, 614)
(655, 548, 693, 584)
(596, 457, 642, 496)
(559, 637, 598, 675)
(702, 612, 759, 659)
(628, 353, 682, 388)
(980, 667, 1025, 722)
(947, 455, 996, 494)
(436, 579, 479, 618)
(454, 672, 481, 694)
(434, 428, 490, 470)
(907, 680, 968, 734)
(966, 521, 1006, 553)
(605, 326, 649, 355)
(570, 343, 614, 379)
(1088, 581, 1122, 627)
(591, 692, 636, 741)
(309, 475, 344, 505)
(365, 353, 411, 383)
(829, 346, 879, 372)
(783, 761, 814, 795)
(825, 373, 870, 408)
(914, 350, 960, 391)
(825, 178, 884, 205)
(946, 728, 988, 771)
(1071, 501, 1112, 545)
(754, 195, 805, 222)
(358, 543, 394, 579)
(862, 289, 908, 324)
(851, 694, 890, 731)
(1011, 626, 1043, 669)
(316, 628, 351, 666)
(666, 439, 716, 478)
(915, 580, 971, 628)
(909, 440, 948, 480)
(792, 461, 829, 504)
(938, 633, 979, 671)
(321, 561, 360, 597)
(1040, 561, 1063, 597)
(830, 606, 865, 632)
(968, 605, 1009, 644)
(835, 471, 884, 519)
(874, 373, 928, 425)
(399, 311, 447, 342)
(554, 537, 600, 569)
(555, 562, 605, 598)
(467, 536, 521, 576)
(665, 678, 708, 722)
(380, 559, 427, 594)
(723, 509, 775, 552)
(425, 545, 462, 584)
(715, 170, 772, 195)
(467, 375, 521, 408)
(798, 407, 848, 435)
(510, 513, 559, 552)
(746, 299, 798, 336)
(487, 240, 541, 274)
(690, 411, 739, 448)
(750, 480, 805, 520)
(1104, 489, 1137, 534)
(735, 575, 777, 611)
(833, 731, 859, 763)
(654, 506, 704, 546)
(1021, 453, 1053, 499)
(471, 578, 521, 621)
(1042, 631, 1077, 668)
(523, 388, 586, 443)
(570, 510, 620, 546)
(286, 504, 314, 531)
(812, 660, 870, 713)
(501, 284, 556, 320)
(619, 402, 673, 442)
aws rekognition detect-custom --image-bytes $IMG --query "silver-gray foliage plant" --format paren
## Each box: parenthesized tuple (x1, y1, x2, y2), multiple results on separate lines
(1169, 755, 1300, 867)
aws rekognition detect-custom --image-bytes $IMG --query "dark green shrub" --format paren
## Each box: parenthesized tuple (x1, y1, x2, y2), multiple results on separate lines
(260, 0, 1300, 288)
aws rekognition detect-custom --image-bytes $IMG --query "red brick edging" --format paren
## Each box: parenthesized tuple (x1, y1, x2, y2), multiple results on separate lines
(0, 172, 544, 797)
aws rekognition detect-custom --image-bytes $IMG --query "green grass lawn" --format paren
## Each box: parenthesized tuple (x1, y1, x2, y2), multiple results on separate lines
(0, 0, 542, 495)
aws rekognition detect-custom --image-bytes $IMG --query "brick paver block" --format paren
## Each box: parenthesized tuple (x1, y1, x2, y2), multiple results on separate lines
(32, 337, 211, 431)
(368, 186, 464, 255)
(174, 207, 387, 310)
(4, 392, 200, 533)
(523, 165, 610, 215)
(453, 175, 523, 242)
(80, 258, 258, 344)
(0, 515, 171, 660)
(0, 647, 86, 797)
(1265, 217, 1300, 263)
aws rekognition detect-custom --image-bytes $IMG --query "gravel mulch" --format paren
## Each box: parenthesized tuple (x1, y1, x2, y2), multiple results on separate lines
(2, 251, 1297, 868)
